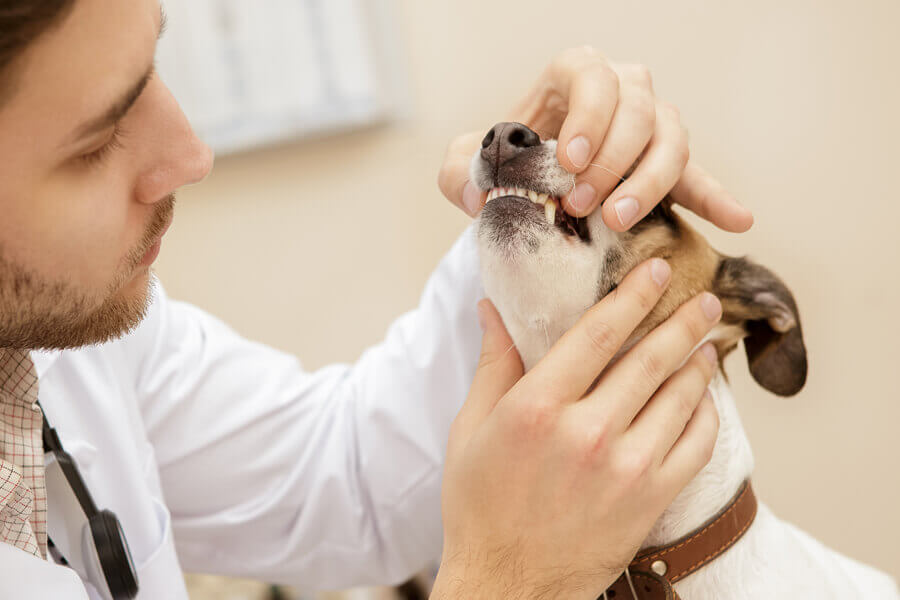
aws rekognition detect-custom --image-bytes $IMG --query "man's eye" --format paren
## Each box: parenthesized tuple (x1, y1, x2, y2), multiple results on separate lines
(79, 124, 125, 167)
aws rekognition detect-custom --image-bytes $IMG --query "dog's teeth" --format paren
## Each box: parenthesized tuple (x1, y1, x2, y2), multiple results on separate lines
(527, 190, 539, 203)
(545, 199, 557, 224)
(537, 193, 549, 204)
(516, 187, 527, 198)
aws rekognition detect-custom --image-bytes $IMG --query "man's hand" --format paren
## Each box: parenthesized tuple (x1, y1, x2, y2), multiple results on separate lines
(438, 47, 753, 233)
(431, 259, 722, 600)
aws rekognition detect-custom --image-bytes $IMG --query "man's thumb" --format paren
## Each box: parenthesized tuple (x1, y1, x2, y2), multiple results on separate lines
(452, 300, 524, 445)
(476, 298, 523, 380)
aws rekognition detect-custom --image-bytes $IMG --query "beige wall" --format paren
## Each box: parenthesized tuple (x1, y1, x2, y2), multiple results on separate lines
(157, 0, 900, 581)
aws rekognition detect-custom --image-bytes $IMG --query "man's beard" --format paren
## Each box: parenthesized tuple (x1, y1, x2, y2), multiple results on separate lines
(0, 196, 175, 350)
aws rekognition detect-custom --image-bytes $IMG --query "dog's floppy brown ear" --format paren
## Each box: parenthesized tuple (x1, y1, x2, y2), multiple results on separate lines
(714, 256, 807, 396)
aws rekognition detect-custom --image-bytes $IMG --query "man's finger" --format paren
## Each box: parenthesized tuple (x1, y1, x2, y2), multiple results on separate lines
(450, 299, 524, 450)
(437, 131, 486, 217)
(598, 102, 690, 232)
(526, 258, 671, 403)
(555, 58, 620, 174)
(669, 161, 754, 233)
(622, 343, 718, 462)
(587, 291, 722, 426)
(561, 66, 656, 217)
(657, 388, 719, 490)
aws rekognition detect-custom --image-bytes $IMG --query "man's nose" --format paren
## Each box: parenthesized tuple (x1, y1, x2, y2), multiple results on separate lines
(136, 137, 214, 205)
(480, 122, 541, 165)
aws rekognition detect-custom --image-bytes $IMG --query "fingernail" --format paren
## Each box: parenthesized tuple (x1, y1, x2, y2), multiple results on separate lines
(462, 181, 483, 217)
(566, 135, 592, 169)
(614, 196, 640, 229)
(701, 343, 718, 366)
(569, 182, 596, 213)
(700, 293, 722, 321)
(650, 258, 671, 289)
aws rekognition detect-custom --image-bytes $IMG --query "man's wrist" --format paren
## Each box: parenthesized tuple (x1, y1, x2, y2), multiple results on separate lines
(431, 544, 530, 599)
(430, 551, 615, 600)
(431, 563, 525, 600)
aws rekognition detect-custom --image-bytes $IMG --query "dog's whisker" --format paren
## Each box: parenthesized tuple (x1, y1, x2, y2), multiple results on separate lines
(624, 567, 639, 600)
(587, 161, 626, 183)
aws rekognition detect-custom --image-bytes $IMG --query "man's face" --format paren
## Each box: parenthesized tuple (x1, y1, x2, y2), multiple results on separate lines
(0, 0, 213, 349)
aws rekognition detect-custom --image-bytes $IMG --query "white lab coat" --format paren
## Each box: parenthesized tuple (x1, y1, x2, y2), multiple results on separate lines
(0, 228, 484, 599)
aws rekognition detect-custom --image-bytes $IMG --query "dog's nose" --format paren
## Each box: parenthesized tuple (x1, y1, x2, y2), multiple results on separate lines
(480, 122, 541, 165)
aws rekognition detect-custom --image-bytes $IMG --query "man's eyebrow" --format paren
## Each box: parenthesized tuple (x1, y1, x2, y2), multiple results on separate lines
(67, 6, 167, 145)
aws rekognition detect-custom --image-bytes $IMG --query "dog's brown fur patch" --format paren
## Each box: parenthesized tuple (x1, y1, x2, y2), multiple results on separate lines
(604, 199, 722, 346)
(598, 198, 807, 396)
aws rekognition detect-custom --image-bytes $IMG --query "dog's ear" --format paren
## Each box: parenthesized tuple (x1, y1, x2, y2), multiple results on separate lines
(713, 256, 807, 396)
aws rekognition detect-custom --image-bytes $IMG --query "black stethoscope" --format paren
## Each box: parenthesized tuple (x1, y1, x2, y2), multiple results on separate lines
(39, 402, 139, 599)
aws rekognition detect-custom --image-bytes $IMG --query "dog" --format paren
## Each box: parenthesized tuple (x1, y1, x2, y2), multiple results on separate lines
(465, 122, 898, 599)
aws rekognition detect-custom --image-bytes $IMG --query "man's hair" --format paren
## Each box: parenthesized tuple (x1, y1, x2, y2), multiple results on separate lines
(0, 1, 75, 94)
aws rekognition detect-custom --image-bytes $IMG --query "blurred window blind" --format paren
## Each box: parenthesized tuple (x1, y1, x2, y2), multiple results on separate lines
(155, 0, 407, 155)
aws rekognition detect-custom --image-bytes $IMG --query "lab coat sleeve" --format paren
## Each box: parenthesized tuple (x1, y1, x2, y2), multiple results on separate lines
(129, 226, 485, 589)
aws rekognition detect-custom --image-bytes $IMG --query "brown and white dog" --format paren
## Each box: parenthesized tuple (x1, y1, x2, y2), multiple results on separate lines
(467, 122, 898, 599)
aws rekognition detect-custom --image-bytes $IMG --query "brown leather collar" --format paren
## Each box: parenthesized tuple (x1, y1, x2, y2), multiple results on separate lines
(601, 481, 758, 600)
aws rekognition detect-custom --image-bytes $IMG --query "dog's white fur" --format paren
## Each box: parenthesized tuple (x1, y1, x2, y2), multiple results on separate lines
(471, 140, 899, 599)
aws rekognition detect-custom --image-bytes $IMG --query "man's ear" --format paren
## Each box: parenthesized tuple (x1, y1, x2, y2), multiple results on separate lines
(713, 256, 808, 397)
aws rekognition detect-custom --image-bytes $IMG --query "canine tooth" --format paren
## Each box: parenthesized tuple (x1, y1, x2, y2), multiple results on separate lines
(545, 199, 557, 224)
(527, 190, 539, 203)
(538, 193, 549, 204)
